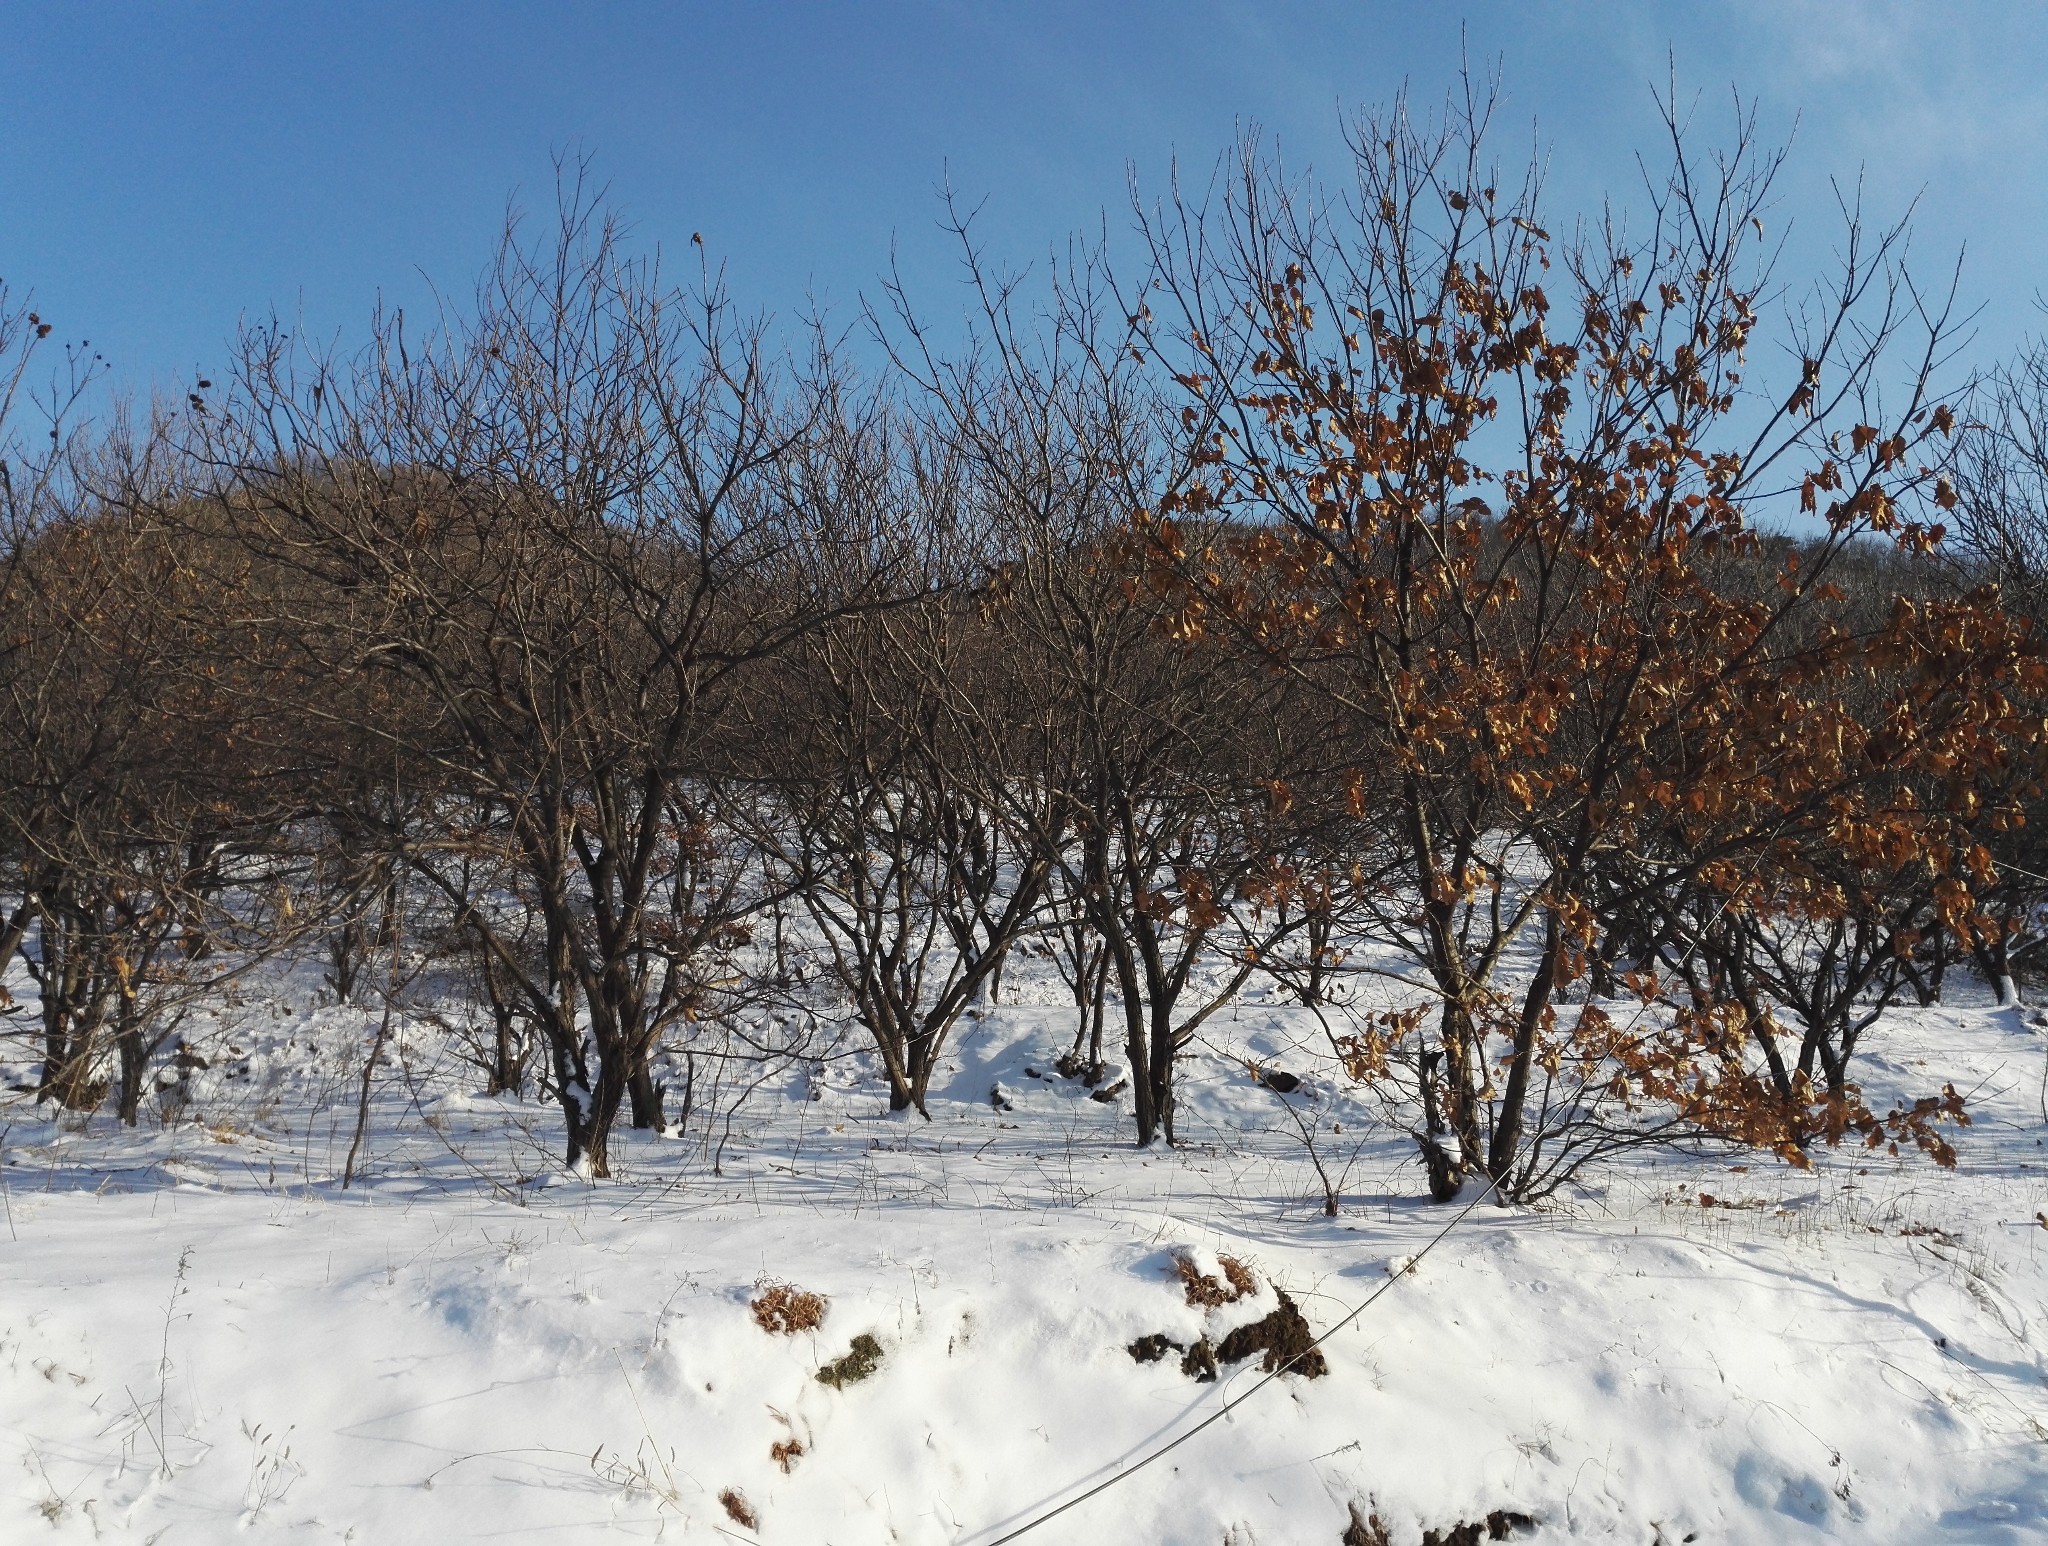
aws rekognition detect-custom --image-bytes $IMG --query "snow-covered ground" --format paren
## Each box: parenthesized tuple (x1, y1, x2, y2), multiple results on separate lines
(4, 949, 2047, 1544)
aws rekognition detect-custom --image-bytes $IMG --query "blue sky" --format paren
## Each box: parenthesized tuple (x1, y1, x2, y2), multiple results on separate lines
(3, 2, 2045, 395)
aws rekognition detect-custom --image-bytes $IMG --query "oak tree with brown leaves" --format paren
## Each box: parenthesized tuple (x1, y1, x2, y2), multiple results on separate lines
(1124, 79, 2033, 1198)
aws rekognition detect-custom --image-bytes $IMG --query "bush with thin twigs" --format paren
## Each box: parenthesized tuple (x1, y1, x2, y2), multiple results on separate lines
(1172, 1251, 1256, 1308)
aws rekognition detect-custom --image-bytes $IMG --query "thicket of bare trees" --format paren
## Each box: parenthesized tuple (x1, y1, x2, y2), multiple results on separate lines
(7, 87, 2048, 1201)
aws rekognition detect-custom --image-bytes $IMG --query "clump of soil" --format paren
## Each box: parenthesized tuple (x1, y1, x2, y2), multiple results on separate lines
(1054, 1050, 1110, 1083)
(718, 1487, 759, 1530)
(751, 1281, 827, 1335)
(1215, 1288, 1327, 1377)
(1132, 1252, 1325, 1379)
(815, 1332, 884, 1389)
(1128, 1288, 1324, 1381)
(1180, 1337, 1220, 1381)
(1421, 1511, 1536, 1545)
(1343, 1503, 1392, 1546)
(1251, 1063, 1302, 1094)
(1126, 1332, 1221, 1380)
(1127, 1333, 1177, 1364)
(1172, 1251, 1257, 1307)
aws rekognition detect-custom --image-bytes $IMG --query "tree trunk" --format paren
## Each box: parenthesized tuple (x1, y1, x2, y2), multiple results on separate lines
(38, 944, 111, 1113)
(1147, 1000, 1177, 1145)
(1100, 916, 1156, 1143)
(477, 946, 525, 1095)
(115, 1019, 149, 1126)
(1087, 947, 1108, 1071)
(489, 1008, 523, 1096)
(552, 1031, 631, 1179)
(1974, 932, 2019, 1007)
(326, 920, 365, 1003)
(1414, 1048, 1460, 1201)
(42, 1039, 108, 1111)
(1487, 913, 1561, 1189)
(628, 1065, 666, 1131)
(577, 1055, 630, 1178)
(1431, 996, 1486, 1200)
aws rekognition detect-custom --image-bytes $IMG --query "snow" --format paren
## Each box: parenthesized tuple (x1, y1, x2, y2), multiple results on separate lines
(3, 955, 2048, 1543)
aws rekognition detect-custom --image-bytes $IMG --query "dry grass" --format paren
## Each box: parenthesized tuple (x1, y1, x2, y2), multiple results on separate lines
(718, 1487, 759, 1530)
(750, 1280, 827, 1335)
(1172, 1251, 1257, 1307)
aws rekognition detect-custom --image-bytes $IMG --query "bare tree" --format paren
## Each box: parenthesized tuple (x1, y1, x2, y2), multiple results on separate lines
(1, 442, 308, 1123)
(0, 279, 105, 981)
(873, 236, 1289, 1144)
(762, 584, 1061, 1116)
(1940, 344, 2048, 1000)
(192, 170, 914, 1176)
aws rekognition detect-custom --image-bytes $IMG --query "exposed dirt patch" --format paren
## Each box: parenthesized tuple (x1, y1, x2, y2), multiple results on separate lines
(1129, 1291, 1323, 1380)
(1127, 1333, 1177, 1364)
(1342, 1503, 1392, 1546)
(1250, 1062, 1302, 1094)
(1133, 1255, 1323, 1380)
(815, 1332, 884, 1389)
(1420, 1510, 1536, 1544)
(1214, 1287, 1327, 1377)
(1124, 1331, 1220, 1379)
(1054, 1050, 1111, 1083)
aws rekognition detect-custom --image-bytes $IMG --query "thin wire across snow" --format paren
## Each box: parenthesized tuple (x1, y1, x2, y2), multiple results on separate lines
(962, 1173, 1505, 1546)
